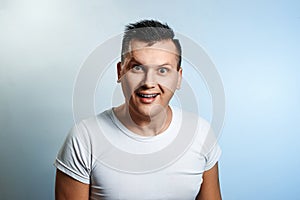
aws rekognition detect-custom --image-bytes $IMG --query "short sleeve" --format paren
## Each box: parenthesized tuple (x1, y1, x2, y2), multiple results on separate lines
(195, 117, 222, 171)
(204, 143, 222, 171)
(54, 122, 92, 184)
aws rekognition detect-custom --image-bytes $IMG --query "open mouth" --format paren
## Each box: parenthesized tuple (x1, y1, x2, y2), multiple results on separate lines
(136, 93, 159, 98)
(136, 92, 159, 103)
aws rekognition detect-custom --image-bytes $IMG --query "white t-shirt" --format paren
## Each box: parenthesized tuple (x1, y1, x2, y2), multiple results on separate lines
(55, 106, 221, 200)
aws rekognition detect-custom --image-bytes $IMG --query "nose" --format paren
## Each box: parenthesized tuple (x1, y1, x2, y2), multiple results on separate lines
(143, 70, 156, 88)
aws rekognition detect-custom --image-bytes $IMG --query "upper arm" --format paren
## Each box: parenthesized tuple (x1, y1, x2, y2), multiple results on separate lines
(55, 169, 90, 200)
(196, 162, 222, 200)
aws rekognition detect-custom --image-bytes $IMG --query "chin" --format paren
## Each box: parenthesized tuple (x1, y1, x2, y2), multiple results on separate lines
(139, 104, 168, 118)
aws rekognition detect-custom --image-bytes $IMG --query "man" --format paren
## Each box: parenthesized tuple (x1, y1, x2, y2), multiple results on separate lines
(55, 19, 222, 200)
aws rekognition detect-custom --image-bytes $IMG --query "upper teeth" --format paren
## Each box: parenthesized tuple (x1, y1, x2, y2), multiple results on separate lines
(139, 93, 157, 98)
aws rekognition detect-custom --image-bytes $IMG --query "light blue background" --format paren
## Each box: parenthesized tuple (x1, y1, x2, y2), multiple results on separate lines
(1, 0, 299, 199)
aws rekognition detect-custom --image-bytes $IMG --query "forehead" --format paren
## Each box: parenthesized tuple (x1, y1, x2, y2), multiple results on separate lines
(130, 39, 177, 52)
(126, 40, 178, 66)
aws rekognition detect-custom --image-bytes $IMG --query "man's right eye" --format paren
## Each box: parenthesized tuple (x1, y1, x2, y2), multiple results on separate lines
(132, 65, 144, 72)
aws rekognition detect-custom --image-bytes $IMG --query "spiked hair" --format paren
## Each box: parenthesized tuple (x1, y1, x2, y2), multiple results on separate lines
(121, 19, 182, 69)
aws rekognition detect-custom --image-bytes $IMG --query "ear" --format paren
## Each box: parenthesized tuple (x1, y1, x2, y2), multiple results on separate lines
(176, 67, 183, 89)
(117, 62, 122, 83)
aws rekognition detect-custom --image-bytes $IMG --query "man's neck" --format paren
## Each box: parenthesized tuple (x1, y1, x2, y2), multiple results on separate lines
(113, 104, 172, 137)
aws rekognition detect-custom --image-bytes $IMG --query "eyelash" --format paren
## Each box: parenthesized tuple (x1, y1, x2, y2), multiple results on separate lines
(132, 65, 144, 71)
(158, 67, 169, 74)
(131, 65, 170, 74)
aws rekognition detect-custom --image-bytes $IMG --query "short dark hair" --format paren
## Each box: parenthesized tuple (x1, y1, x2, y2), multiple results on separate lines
(121, 19, 182, 69)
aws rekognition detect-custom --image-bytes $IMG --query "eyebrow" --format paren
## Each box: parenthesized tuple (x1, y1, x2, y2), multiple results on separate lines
(128, 57, 173, 68)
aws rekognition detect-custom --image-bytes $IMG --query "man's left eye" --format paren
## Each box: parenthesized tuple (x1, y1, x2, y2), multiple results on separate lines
(158, 68, 168, 74)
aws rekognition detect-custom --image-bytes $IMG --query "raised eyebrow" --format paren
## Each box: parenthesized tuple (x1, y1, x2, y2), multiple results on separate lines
(157, 64, 173, 68)
(128, 57, 143, 66)
(128, 58, 173, 68)
(125, 60, 143, 70)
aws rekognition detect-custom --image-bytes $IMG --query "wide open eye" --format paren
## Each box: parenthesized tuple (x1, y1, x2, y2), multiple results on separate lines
(158, 67, 169, 74)
(132, 65, 144, 72)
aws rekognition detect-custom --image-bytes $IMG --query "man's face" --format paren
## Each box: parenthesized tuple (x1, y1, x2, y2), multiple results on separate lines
(117, 39, 182, 118)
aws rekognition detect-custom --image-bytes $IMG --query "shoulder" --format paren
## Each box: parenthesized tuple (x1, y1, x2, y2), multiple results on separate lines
(67, 109, 114, 142)
(173, 106, 220, 155)
(172, 106, 211, 135)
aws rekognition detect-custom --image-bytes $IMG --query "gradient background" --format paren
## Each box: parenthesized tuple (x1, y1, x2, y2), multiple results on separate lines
(1, 0, 300, 199)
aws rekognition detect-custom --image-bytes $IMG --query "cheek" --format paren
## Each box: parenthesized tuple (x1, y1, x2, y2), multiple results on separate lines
(158, 76, 179, 92)
(121, 75, 141, 95)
